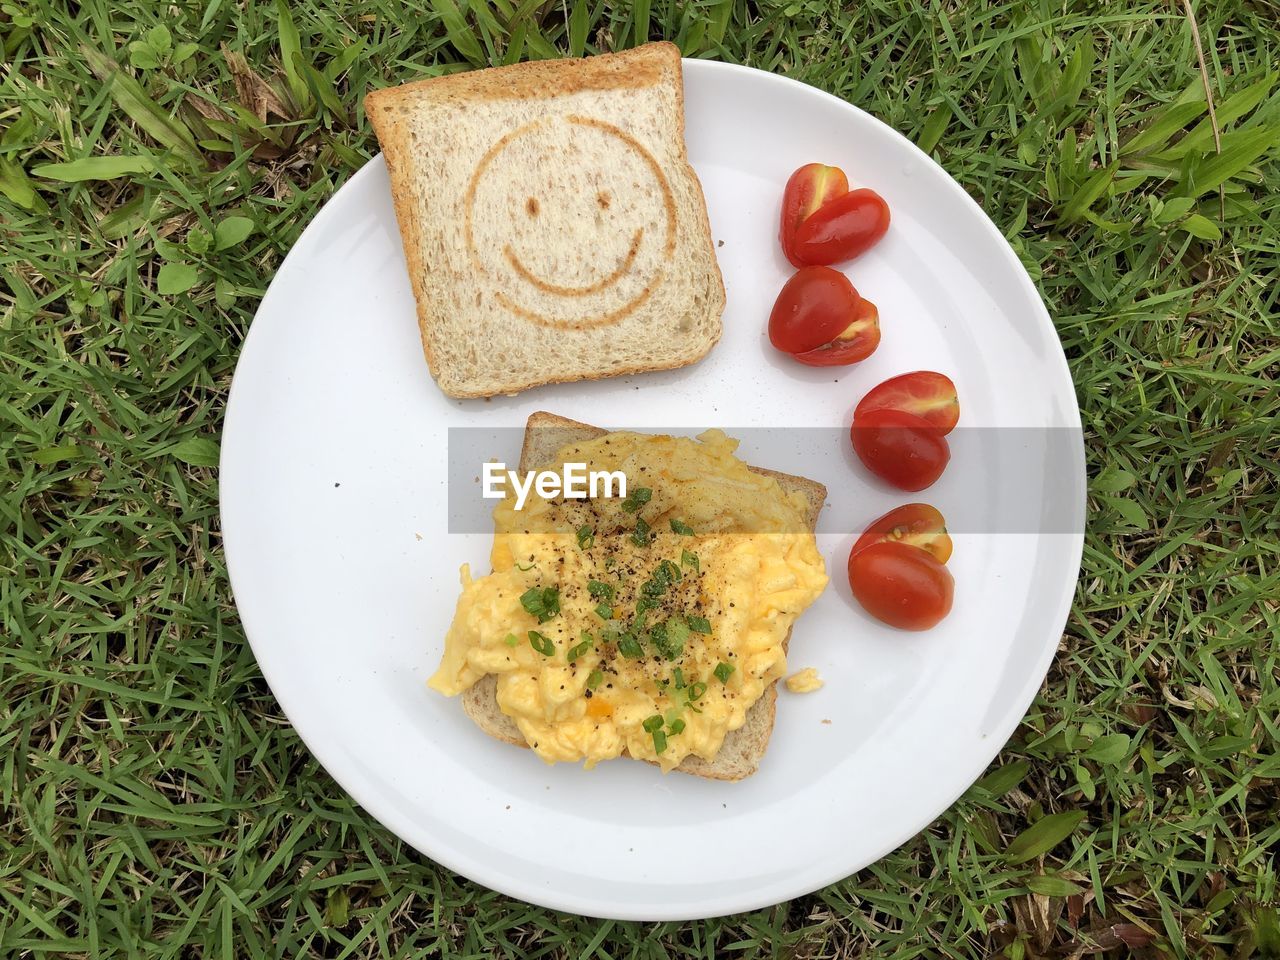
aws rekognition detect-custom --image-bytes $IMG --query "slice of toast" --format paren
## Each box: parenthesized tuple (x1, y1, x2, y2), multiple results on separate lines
(365, 43, 725, 398)
(460, 412, 827, 781)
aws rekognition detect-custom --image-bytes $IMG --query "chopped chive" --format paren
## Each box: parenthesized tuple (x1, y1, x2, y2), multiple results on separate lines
(576, 525, 594, 549)
(567, 633, 593, 663)
(652, 730, 667, 754)
(587, 579, 614, 600)
(681, 548, 699, 572)
(642, 559, 680, 599)
(503, 633, 519, 648)
(586, 669, 603, 690)
(714, 662, 734, 683)
(520, 586, 560, 623)
(660, 619, 689, 659)
(687, 681, 708, 702)
(515, 561, 536, 571)
(632, 609, 651, 635)
(630, 516, 653, 548)
(621, 487, 652, 513)
(527, 630, 555, 656)
(594, 602, 613, 620)
(669, 518, 695, 535)
(642, 714, 664, 733)
(648, 620, 667, 649)
(686, 615, 712, 635)
(673, 666, 686, 689)
(669, 718, 686, 735)
(617, 635, 644, 659)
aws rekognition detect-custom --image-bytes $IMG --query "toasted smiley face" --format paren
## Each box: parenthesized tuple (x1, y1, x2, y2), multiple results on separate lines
(464, 115, 676, 329)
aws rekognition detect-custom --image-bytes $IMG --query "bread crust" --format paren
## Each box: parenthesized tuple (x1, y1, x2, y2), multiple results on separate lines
(365, 43, 726, 398)
(366, 43, 671, 107)
(458, 412, 826, 781)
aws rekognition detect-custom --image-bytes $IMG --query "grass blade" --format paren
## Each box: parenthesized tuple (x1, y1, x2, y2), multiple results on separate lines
(917, 103, 952, 154)
(0, 157, 47, 210)
(81, 45, 202, 166)
(973, 760, 1030, 798)
(1005, 811, 1087, 863)
(1181, 124, 1280, 197)
(709, 0, 733, 46)
(1060, 162, 1118, 223)
(1121, 100, 1207, 157)
(432, 0, 486, 65)
(568, 1, 589, 57)
(275, 0, 312, 108)
(632, 0, 651, 47)
(293, 51, 348, 120)
(325, 36, 366, 81)
(1027, 874, 1085, 897)
(1163, 73, 1277, 159)
(31, 155, 156, 182)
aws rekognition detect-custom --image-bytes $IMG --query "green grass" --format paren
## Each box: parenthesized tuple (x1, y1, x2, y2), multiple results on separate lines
(2, 0, 1279, 956)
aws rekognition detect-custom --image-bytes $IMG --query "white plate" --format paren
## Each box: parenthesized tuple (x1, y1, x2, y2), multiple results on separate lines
(221, 59, 1084, 920)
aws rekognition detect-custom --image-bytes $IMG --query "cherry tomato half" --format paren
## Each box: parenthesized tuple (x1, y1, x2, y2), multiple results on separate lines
(792, 298, 880, 366)
(792, 188, 891, 266)
(851, 503, 953, 564)
(780, 163, 849, 268)
(847, 541, 954, 631)
(854, 371, 960, 435)
(850, 409, 950, 491)
(769, 267, 879, 366)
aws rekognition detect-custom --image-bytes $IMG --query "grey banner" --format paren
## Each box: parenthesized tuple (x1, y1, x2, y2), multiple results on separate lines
(447, 426, 1085, 535)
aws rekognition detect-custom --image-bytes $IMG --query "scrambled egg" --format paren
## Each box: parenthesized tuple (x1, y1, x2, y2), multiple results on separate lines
(785, 667, 824, 693)
(429, 430, 828, 771)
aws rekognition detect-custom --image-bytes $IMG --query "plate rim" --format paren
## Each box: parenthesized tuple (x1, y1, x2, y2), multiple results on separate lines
(221, 56, 1086, 920)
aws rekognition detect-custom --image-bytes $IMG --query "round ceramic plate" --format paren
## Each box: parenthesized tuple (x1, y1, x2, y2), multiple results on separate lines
(221, 59, 1084, 920)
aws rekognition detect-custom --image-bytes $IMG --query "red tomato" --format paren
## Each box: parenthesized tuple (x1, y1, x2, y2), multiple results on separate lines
(769, 267, 878, 366)
(854, 371, 960, 434)
(847, 541, 954, 630)
(851, 503, 953, 564)
(792, 298, 880, 366)
(780, 163, 849, 267)
(850, 409, 950, 491)
(792, 188, 891, 266)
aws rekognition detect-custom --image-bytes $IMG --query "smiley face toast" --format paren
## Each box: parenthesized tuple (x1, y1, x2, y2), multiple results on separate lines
(366, 43, 725, 398)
